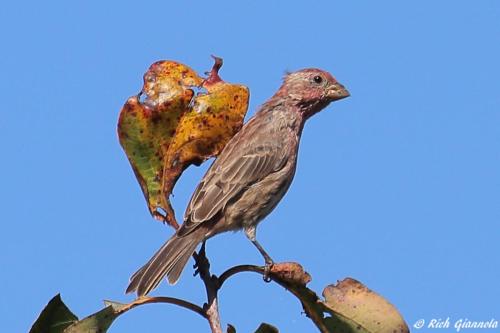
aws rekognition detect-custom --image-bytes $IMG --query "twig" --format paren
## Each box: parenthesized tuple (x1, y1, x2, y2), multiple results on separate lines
(117, 296, 206, 319)
(193, 242, 223, 333)
(218, 264, 264, 287)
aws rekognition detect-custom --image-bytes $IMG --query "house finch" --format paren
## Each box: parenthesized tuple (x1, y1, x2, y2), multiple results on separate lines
(127, 68, 349, 296)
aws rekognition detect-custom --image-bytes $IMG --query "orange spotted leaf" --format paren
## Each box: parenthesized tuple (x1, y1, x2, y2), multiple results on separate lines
(118, 57, 249, 229)
(117, 61, 203, 228)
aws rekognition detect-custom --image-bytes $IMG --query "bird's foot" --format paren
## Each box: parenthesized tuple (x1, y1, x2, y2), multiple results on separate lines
(263, 260, 274, 283)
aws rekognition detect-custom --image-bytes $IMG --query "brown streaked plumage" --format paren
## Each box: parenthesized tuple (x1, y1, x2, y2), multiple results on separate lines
(127, 68, 349, 296)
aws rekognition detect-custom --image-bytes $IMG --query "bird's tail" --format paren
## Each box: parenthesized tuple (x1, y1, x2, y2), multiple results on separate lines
(126, 229, 205, 296)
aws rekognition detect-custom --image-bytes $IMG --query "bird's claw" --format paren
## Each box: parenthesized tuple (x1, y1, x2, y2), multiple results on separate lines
(263, 261, 274, 283)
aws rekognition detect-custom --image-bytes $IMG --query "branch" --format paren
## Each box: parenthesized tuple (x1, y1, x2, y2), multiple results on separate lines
(116, 296, 206, 319)
(193, 242, 223, 333)
(218, 262, 313, 289)
(218, 264, 264, 287)
(217, 262, 331, 333)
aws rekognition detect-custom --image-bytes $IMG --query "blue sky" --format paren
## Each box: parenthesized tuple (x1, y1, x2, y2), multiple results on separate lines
(1, 1, 499, 332)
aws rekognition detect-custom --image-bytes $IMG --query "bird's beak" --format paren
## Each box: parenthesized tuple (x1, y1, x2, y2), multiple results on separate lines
(327, 82, 350, 101)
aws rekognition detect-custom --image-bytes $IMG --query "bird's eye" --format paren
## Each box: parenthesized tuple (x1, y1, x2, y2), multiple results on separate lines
(313, 75, 323, 84)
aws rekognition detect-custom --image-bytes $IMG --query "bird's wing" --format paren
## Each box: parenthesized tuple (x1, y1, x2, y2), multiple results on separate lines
(178, 131, 288, 236)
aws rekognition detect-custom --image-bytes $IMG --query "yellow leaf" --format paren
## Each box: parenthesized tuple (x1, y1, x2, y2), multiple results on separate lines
(117, 61, 202, 228)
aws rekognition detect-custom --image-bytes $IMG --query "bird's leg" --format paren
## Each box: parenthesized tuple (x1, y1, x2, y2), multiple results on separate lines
(244, 226, 274, 282)
(252, 239, 274, 266)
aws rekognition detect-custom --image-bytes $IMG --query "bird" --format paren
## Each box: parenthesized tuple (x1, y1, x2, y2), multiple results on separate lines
(126, 68, 350, 296)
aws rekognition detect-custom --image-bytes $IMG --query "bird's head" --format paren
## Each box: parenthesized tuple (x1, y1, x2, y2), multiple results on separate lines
(278, 68, 349, 119)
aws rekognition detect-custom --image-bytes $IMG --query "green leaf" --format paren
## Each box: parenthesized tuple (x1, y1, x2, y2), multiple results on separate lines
(30, 295, 131, 333)
(254, 323, 279, 333)
(63, 303, 123, 333)
(227, 323, 237, 333)
(29, 294, 78, 333)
